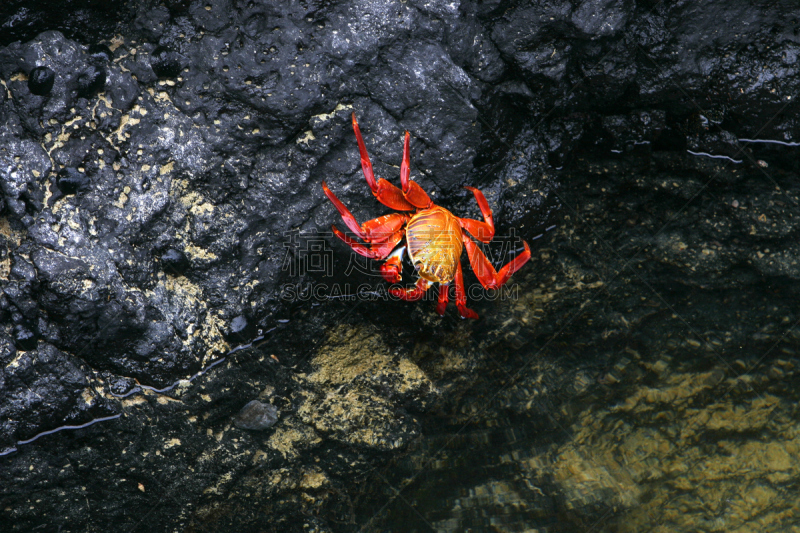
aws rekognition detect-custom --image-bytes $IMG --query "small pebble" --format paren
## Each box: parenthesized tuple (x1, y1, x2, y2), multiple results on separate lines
(28, 66, 55, 96)
(229, 315, 248, 335)
(233, 400, 279, 430)
(160, 248, 190, 274)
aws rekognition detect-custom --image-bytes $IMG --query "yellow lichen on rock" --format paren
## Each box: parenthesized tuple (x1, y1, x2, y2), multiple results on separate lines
(290, 325, 436, 452)
(307, 325, 430, 396)
(553, 365, 800, 533)
(266, 420, 321, 461)
(297, 388, 412, 451)
(146, 274, 229, 362)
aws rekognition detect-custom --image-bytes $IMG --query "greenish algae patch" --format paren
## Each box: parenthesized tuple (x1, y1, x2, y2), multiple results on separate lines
(188, 323, 441, 530)
(296, 325, 434, 452)
(554, 366, 800, 533)
(308, 325, 432, 396)
(266, 420, 321, 461)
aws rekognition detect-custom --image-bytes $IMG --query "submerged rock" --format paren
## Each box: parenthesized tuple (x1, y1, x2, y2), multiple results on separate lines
(232, 400, 279, 431)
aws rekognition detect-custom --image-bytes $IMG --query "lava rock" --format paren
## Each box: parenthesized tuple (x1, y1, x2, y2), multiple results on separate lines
(12, 324, 37, 351)
(571, 0, 628, 38)
(86, 43, 112, 65)
(27, 66, 55, 96)
(0, 0, 798, 531)
(56, 167, 89, 194)
(106, 375, 138, 397)
(160, 248, 190, 274)
(75, 64, 106, 97)
(0, 342, 99, 450)
(232, 400, 279, 430)
(10, 254, 36, 282)
(0, 136, 51, 217)
(149, 46, 182, 78)
(0, 334, 16, 364)
(0, 1, 132, 47)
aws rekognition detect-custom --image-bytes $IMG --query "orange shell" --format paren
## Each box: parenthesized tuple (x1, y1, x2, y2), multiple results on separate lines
(406, 206, 463, 283)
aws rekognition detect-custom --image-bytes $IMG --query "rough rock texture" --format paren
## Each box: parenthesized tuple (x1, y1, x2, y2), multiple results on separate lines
(1, 0, 799, 531)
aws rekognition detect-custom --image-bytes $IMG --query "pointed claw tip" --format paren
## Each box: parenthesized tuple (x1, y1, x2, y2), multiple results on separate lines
(458, 308, 479, 320)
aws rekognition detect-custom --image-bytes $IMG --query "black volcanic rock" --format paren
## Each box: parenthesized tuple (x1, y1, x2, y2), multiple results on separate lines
(27, 66, 55, 96)
(0, 0, 799, 531)
(149, 46, 183, 78)
(74, 64, 105, 97)
(12, 324, 36, 351)
(159, 247, 191, 274)
(0, 1, 131, 47)
(55, 167, 89, 194)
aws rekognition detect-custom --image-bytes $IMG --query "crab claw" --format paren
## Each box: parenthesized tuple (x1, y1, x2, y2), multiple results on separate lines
(380, 246, 405, 284)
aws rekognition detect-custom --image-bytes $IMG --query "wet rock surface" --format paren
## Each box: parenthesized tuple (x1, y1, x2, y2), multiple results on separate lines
(355, 147, 800, 531)
(0, 0, 799, 531)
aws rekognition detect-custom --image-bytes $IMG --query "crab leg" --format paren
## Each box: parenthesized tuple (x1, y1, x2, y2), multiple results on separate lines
(368, 230, 406, 260)
(361, 213, 410, 242)
(375, 179, 417, 211)
(400, 130, 410, 191)
(454, 262, 478, 319)
(331, 226, 405, 260)
(351, 113, 378, 192)
(351, 114, 416, 211)
(322, 182, 407, 240)
(435, 283, 450, 316)
(389, 277, 433, 301)
(459, 186, 495, 243)
(322, 181, 368, 239)
(398, 130, 433, 209)
(463, 235, 531, 290)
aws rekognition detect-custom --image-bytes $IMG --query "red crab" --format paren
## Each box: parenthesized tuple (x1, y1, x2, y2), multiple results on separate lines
(321, 114, 531, 319)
